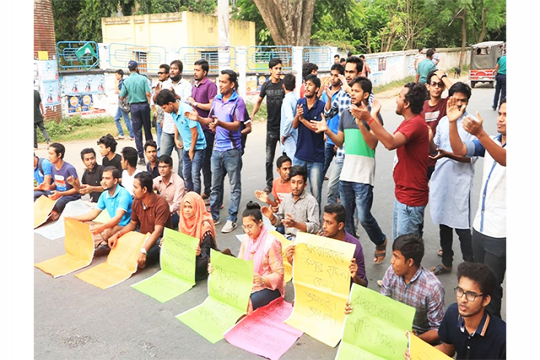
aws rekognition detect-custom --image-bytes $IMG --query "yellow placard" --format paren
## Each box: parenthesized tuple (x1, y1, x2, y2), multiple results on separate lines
(34, 218, 95, 277)
(270, 231, 293, 283)
(34, 195, 57, 229)
(38, 51, 49, 60)
(93, 209, 111, 224)
(285, 232, 355, 347)
(410, 334, 452, 360)
(76, 231, 147, 289)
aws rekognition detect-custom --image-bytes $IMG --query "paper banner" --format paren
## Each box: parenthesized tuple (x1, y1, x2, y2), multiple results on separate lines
(335, 284, 416, 360)
(38, 51, 49, 60)
(93, 208, 111, 224)
(285, 232, 355, 348)
(34, 195, 57, 229)
(131, 228, 198, 302)
(176, 249, 253, 343)
(410, 334, 452, 360)
(224, 298, 303, 360)
(34, 218, 95, 277)
(75, 231, 147, 289)
(270, 231, 293, 283)
(34, 200, 93, 240)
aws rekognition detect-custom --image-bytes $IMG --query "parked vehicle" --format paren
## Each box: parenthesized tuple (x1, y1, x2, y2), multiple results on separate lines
(469, 41, 505, 88)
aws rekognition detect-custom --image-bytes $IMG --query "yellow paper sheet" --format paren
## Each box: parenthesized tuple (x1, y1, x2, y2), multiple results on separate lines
(410, 334, 452, 360)
(34, 195, 57, 229)
(76, 231, 147, 289)
(285, 232, 355, 347)
(270, 231, 293, 283)
(38, 51, 49, 60)
(93, 209, 111, 224)
(35, 218, 95, 277)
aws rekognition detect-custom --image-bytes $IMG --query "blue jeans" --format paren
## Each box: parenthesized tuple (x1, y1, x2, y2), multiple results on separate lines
(114, 107, 134, 138)
(292, 157, 323, 206)
(392, 198, 426, 241)
(155, 122, 162, 157)
(340, 181, 386, 246)
(251, 288, 281, 311)
(322, 143, 336, 178)
(130, 103, 153, 159)
(281, 136, 296, 160)
(183, 149, 205, 194)
(493, 73, 506, 109)
(34, 190, 52, 201)
(210, 148, 242, 223)
(326, 150, 343, 205)
(161, 132, 183, 178)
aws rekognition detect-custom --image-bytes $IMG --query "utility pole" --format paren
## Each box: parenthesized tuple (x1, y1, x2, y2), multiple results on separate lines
(217, 0, 230, 72)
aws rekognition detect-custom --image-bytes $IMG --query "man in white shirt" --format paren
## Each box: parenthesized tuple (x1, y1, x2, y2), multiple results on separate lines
(120, 146, 142, 196)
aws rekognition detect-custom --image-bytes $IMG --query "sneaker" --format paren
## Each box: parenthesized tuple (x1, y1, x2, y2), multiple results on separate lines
(213, 219, 221, 226)
(221, 220, 237, 233)
(138, 158, 145, 165)
(116, 135, 125, 140)
(129, 137, 135, 141)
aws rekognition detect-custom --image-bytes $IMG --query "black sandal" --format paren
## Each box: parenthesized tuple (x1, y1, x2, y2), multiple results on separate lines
(373, 239, 387, 264)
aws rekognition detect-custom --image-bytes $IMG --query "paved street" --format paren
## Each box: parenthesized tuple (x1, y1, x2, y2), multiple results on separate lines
(34, 82, 504, 359)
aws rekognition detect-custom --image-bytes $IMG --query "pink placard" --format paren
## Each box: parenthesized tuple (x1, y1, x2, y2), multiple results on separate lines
(224, 298, 303, 360)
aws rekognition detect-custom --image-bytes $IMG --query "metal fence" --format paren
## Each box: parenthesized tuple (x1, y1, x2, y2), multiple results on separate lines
(303, 47, 332, 70)
(177, 46, 237, 74)
(56, 41, 100, 70)
(108, 43, 167, 73)
(246, 46, 293, 71)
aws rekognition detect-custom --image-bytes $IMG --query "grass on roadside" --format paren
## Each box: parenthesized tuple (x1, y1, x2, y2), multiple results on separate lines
(37, 115, 127, 143)
(245, 102, 267, 123)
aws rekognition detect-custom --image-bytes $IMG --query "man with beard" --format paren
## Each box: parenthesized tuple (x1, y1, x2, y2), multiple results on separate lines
(144, 140, 159, 179)
(435, 262, 506, 359)
(188, 59, 218, 201)
(250, 58, 285, 194)
(292, 74, 326, 207)
(78, 148, 104, 203)
(68, 166, 133, 252)
(315, 76, 388, 264)
(119, 60, 152, 165)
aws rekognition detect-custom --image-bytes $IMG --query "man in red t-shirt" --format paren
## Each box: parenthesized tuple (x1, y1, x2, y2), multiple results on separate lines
(255, 154, 292, 208)
(353, 83, 430, 241)
(421, 69, 453, 179)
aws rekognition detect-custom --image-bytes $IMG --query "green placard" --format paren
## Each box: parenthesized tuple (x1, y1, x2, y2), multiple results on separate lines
(75, 43, 97, 61)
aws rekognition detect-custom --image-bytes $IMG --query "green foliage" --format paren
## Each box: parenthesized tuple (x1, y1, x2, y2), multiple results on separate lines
(232, 0, 273, 46)
(37, 115, 120, 142)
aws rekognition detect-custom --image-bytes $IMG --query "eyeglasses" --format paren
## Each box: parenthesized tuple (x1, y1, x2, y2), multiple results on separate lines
(454, 287, 483, 302)
(157, 72, 166, 75)
(242, 224, 256, 231)
(430, 82, 444, 88)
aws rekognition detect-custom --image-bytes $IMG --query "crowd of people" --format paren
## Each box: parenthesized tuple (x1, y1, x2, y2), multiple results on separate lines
(34, 55, 506, 358)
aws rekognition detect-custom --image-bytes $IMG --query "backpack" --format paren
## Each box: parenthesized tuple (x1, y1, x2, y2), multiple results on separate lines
(119, 96, 131, 113)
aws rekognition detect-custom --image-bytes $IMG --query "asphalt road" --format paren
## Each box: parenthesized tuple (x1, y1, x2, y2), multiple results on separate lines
(34, 81, 504, 359)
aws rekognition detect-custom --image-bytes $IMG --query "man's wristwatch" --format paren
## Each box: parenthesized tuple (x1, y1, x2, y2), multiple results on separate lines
(193, 102, 198, 108)
(140, 248, 147, 256)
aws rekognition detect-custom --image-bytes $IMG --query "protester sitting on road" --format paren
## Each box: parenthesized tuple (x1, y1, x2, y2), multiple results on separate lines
(255, 154, 292, 209)
(346, 234, 445, 345)
(177, 191, 217, 281)
(120, 146, 142, 196)
(67, 166, 132, 254)
(78, 148, 105, 203)
(286, 203, 368, 287)
(153, 155, 185, 230)
(34, 153, 53, 201)
(97, 134, 123, 174)
(261, 165, 319, 239)
(107, 171, 172, 269)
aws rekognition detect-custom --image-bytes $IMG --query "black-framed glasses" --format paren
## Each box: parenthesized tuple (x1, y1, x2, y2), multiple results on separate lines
(157, 71, 165, 75)
(430, 82, 444, 88)
(454, 286, 483, 302)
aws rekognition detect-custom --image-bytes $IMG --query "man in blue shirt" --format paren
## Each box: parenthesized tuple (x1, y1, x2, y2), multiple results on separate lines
(68, 166, 133, 253)
(292, 74, 326, 207)
(34, 153, 53, 201)
(280, 74, 298, 160)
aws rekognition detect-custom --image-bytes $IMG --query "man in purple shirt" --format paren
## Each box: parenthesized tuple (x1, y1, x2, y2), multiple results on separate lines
(186, 70, 245, 234)
(188, 59, 218, 200)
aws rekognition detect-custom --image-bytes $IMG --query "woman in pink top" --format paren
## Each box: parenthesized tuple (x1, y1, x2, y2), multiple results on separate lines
(239, 201, 285, 312)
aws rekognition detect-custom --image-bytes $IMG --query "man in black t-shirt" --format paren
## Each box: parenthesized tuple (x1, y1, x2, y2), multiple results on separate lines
(79, 148, 104, 203)
(97, 134, 123, 174)
(250, 58, 285, 193)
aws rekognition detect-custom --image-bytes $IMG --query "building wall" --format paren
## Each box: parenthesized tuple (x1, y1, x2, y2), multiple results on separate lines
(34, 0, 62, 121)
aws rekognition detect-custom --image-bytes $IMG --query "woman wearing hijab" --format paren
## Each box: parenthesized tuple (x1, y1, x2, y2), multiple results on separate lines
(238, 201, 285, 312)
(179, 191, 217, 280)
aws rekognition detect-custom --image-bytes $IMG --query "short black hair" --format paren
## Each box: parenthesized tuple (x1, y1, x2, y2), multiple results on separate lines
(80, 147, 96, 160)
(159, 64, 170, 73)
(158, 154, 173, 167)
(403, 82, 428, 114)
(346, 56, 363, 73)
(121, 146, 138, 168)
(115, 69, 124, 76)
(242, 201, 262, 222)
(359, 55, 366, 59)
(269, 58, 282, 69)
(393, 234, 424, 267)
(49, 143, 65, 159)
(103, 166, 121, 179)
(276, 154, 291, 168)
(170, 59, 183, 72)
(324, 203, 346, 225)
(97, 134, 117, 153)
(449, 82, 472, 100)
(194, 59, 209, 73)
(221, 69, 239, 90)
(304, 74, 321, 89)
(302, 62, 318, 80)
(134, 171, 154, 192)
(340, 58, 346, 63)
(426, 49, 435, 58)
(155, 89, 176, 107)
(283, 73, 296, 91)
(500, 97, 506, 105)
(144, 140, 157, 151)
(350, 76, 372, 95)
(457, 262, 497, 298)
(334, 54, 340, 59)
(330, 63, 345, 74)
(289, 165, 307, 182)
(427, 69, 442, 85)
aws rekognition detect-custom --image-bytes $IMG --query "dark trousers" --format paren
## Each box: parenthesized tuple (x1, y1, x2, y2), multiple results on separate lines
(251, 288, 281, 311)
(322, 143, 336, 178)
(493, 73, 506, 109)
(265, 131, 280, 188)
(202, 130, 215, 196)
(472, 229, 506, 318)
(440, 225, 474, 267)
(130, 103, 153, 159)
(34, 121, 51, 148)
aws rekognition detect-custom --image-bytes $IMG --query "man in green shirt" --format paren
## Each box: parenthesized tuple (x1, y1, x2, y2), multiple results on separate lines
(415, 49, 436, 84)
(492, 54, 506, 110)
(119, 60, 153, 165)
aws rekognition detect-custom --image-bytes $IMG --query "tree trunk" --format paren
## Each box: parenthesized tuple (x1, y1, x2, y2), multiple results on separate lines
(251, 0, 316, 46)
(477, 6, 487, 43)
(460, 9, 467, 67)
